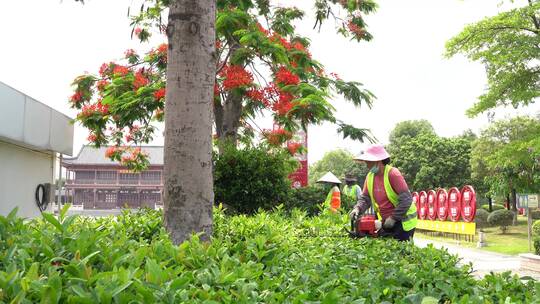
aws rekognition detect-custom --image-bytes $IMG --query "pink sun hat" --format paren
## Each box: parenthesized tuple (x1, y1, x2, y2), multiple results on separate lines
(354, 144, 390, 162)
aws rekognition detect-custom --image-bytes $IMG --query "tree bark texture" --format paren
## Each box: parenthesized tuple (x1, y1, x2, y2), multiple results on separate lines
(214, 92, 243, 153)
(163, 0, 215, 244)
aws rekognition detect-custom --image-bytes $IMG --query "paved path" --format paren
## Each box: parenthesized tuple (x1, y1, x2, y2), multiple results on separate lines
(414, 238, 540, 280)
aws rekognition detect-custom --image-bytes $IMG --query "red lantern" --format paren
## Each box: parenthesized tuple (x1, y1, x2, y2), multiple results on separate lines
(436, 188, 449, 221)
(412, 192, 420, 218)
(460, 185, 476, 222)
(448, 187, 461, 222)
(418, 191, 428, 220)
(427, 190, 437, 220)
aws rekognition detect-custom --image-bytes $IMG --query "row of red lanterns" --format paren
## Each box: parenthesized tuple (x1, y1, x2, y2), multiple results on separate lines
(413, 185, 476, 222)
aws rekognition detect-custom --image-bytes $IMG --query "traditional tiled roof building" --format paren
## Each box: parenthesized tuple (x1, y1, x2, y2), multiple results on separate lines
(63, 146, 163, 209)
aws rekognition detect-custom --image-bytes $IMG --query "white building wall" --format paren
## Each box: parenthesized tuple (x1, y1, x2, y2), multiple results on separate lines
(0, 140, 53, 218)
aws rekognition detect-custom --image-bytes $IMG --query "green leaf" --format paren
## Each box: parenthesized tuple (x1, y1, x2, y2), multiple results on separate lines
(111, 281, 133, 297)
(42, 212, 63, 233)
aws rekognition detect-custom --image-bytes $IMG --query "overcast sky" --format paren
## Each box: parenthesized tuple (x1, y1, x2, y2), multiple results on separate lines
(1, 0, 538, 164)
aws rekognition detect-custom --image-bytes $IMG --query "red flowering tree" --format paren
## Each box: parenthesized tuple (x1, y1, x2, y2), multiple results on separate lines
(70, 0, 377, 170)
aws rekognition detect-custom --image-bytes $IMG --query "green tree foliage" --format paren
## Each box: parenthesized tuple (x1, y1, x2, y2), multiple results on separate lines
(388, 125, 472, 191)
(388, 119, 435, 145)
(445, 0, 540, 117)
(69, 0, 379, 170)
(471, 116, 540, 215)
(308, 149, 368, 185)
(213, 145, 296, 214)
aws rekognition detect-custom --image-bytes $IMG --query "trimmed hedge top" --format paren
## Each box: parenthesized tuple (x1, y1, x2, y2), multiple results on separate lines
(0, 206, 537, 303)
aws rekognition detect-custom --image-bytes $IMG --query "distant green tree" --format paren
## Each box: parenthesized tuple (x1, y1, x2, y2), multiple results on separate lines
(389, 132, 472, 191)
(309, 149, 368, 186)
(445, 0, 540, 117)
(472, 116, 540, 222)
(388, 120, 436, 145)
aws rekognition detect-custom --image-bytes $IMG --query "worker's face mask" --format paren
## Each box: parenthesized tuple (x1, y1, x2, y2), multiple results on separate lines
(369, 165, 379, 174)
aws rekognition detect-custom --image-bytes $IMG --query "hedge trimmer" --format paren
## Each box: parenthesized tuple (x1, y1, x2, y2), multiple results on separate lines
(296, 214, 393, 239)
(348, 213, 393, 238)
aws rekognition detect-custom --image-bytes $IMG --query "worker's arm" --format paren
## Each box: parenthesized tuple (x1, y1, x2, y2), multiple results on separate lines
(388, 168, 412, 221)
(352, 182, 371, 214)
(392, 191, 413, 221)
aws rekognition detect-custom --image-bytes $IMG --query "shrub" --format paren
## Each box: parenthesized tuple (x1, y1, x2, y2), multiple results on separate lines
(214, 145, 296, 214)
(474, 209, 490, 231)
(487, 209, 515, 234)
(0, 206, 537, 303)
(532, 219, 540, 236)
(340, 190, 357, 211)
(531, 209, 540, 220)
(286, 186, 326, 216)
(480, 204, 505, 212)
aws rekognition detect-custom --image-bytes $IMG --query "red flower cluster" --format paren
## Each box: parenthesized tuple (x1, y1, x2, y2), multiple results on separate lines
(124, 49, 136, 58)
(287, 142, 303, 155)
(105, 146, 126, 160)
(156, 43, 167, 56)
(125, 125, 140, 142)
(133, 71, 149, 90)
(273, 91, 294, 116)
(134, 27, 143, 38)
(246, 89, 266, 104)
(271, 33, 292, 50)
(69, 91, 83, 104)
(256, 23, 270, 36)
(99, 62, 111, 76)
(87, 133, 97, 143)
(245, 83, 297, 116)
(149, 44, 168, 65)
(96, 80, 110, 92)
(220, 65, 253, 90)
(275, 67, 300, 86)
(263, 128, 293, 146)
(330, 72, 341, 80)
(154, 88, 166, 101)
(121, 147, 145, 164)
(347, 20, 365, 38)
(113, 65, 130, 76)
(77, 101, 109, 119)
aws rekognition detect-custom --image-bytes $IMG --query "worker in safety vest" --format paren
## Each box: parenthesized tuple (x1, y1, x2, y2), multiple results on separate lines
(342, 174, 365, 211)
(317, 172, 342, 212)
(343, 174, 361, 199)
(349, 144, 417, 241)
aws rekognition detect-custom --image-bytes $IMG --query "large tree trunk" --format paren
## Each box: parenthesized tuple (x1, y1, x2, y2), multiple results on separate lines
(163, 0, 215, 244)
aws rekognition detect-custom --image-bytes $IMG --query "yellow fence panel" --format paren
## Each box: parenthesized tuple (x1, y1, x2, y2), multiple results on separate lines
(417, 220, 476, 235)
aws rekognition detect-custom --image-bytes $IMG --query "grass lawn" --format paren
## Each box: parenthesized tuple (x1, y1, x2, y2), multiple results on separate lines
(417, 216, 533, 255)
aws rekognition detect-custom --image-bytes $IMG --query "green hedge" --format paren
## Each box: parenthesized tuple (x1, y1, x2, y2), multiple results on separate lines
(0, 206, 537, 303)
(214, 145, 295, 214)
(286, 186, 326, 216)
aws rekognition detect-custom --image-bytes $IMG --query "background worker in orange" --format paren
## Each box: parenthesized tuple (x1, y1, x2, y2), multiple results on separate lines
(317, 172, 342, 212)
